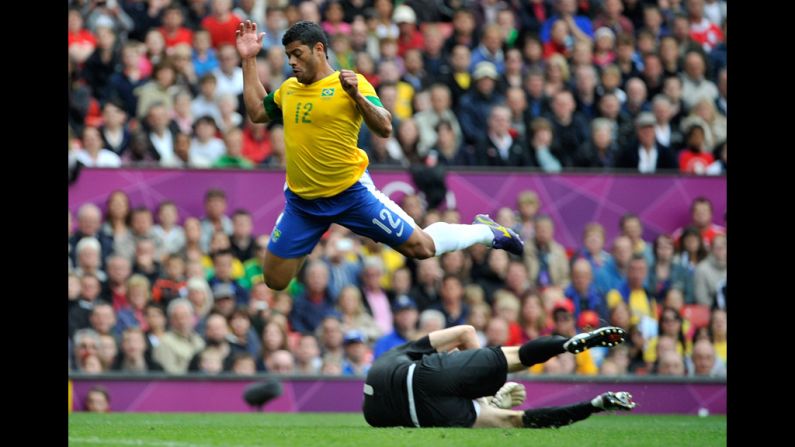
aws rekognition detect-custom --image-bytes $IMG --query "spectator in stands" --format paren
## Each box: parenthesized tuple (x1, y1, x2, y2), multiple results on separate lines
(618, 214, 654, 267)
(674, 226, 709, 281)
(84, 386, 111, 413)
(69, 203, 113, 270)
(293, 334, 322, 374)
(159, 4, 193, 49)
(98, 102, 131, 158)
(430, 275, 470, 328)
(574, 117, 620, 169)
(373, 296, 419, 358)
(144, 302, 167, 351)
(474, 105, 531, 167)
(153, 299, 205, 374)
(132, 238, 161, 285)
(358, 258, 394, 337)
(648, 234, 695, 304)
(337, 285, 382, 344)
(676, 119, 712, 175)
(69, 7, 97, 64)
(135, 62, 180, 120)
(689, 97, 726, 151)
(594, 0, 634, 37)
(116, 274, 152, 332)
(694, 234, 726, 308)
(202, 0, 242, 49)
(262, 124, 287, 168)
(317, 315, 346, 367)
(199, 189, 232, 253)
(212, 44, 244, 98)
(89, 303, 119, 339)
(151, 254, 188, 308)
(687, 339, 726, 377)
(112, 327, 164, 372)
(75, 237, 107, 283)
(458, 62, 505, 146)
(322, 234, 363, 302)
(656, 349, 686, 376)
(616, 112, 677, 173)
(152, 201, 185, 258)
(524, 215, 570, 289)
(650, 94, 683, 150)
(673, 197, 726, 249)
(681, 51, 718, 110)
(540, 0, 594, 44)
(606, 254, 656, 328)
(76, 126, 122, 168)
(565, 259, 608, 321)
(341, 330, 372, 376)
(101, 191, 135, 262)
(643, 307, 692, 367)
(191, 74, 222, 125)
(546, 90, 589, 167)
(290, 261, 336, 334)
(685, 0, 724, 52)
(415, 84, 463, 156)
(623, 77, 650, 118)
(230, 353, 257, 374)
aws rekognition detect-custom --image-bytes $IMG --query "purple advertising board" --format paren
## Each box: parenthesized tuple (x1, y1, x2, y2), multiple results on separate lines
(70, 377, 726, 415)
(68, 169, 726, 248)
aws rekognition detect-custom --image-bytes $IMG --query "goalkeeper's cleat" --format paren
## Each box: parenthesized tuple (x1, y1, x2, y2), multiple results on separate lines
(473, 214, 525, 256)
(592, 391, 636, 411)
(563, 326, 627, 354)
(489, 382, 527, 409)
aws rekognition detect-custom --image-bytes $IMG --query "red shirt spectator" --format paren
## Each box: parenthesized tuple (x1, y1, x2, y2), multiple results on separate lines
(201, 13, 242, 49)
(242, 124, 272, 164)
(679, 150, 714, 175)
(160, 27, 194, 49)
(689, 18, 723, 52)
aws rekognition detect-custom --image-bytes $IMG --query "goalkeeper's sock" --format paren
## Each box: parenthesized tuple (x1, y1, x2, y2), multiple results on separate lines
(518, 336, 567, 366)
(424, 222, 494, 256)
(522, 402, 596, 428)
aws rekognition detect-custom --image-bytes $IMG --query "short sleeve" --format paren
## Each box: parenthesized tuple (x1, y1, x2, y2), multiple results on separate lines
(356, 74, 383, 107)
(263, 88, 282, 120)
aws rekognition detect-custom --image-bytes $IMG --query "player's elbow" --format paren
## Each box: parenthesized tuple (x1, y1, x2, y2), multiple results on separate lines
(248, 108, 269, 124)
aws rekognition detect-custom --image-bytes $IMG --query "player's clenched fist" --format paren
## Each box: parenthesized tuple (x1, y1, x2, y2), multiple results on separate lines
(339, 70, 359, 98)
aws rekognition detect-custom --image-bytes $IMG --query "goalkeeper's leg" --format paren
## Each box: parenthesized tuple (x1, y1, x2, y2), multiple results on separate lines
(473, 392, 636, 429)
(501, 327, 628, 373)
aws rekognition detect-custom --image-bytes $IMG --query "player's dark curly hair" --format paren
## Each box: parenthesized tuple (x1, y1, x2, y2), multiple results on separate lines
(282, 21, 329, 58)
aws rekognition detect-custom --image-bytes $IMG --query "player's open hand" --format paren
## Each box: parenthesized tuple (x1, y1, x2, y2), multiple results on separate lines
(339, 70, 360, 99)
(236, 20, 265, 59)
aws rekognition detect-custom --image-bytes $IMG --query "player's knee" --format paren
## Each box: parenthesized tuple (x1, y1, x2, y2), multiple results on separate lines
(264, 275, 290, 291)
(413, 244, 435, 259)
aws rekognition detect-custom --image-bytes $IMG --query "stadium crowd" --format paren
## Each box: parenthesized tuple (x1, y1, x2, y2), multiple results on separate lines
(68, 187, 727, 378)
(68, 0, 726, 174)
(68, 0, 727, 378)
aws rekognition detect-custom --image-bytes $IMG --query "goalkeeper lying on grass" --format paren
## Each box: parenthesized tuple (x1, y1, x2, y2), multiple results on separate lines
(362, 325, 636, 428)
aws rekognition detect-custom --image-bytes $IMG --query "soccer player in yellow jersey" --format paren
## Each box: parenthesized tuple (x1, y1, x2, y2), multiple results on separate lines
(235, 20, 525, 291)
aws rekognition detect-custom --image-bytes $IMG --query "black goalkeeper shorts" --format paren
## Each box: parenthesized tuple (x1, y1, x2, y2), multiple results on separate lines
(412, 346, 508, 427)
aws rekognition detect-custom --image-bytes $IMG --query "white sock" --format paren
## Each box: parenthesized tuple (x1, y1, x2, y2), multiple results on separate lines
(424, 222, 494, 256)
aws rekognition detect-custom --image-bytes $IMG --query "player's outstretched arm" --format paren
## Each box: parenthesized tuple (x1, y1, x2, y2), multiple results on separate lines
(428, 325, 481, 352)
(339, 69, 392, 137)
(236, 20, 270, 123)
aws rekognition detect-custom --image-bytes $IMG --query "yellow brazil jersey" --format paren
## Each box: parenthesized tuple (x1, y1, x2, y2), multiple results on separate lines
(263, 71, 382, 200)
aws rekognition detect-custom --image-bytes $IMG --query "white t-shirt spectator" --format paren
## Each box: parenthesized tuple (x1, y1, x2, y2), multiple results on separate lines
(76, 149, 122, 167)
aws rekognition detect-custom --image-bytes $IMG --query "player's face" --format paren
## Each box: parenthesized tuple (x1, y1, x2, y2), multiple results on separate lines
(285, 41, 320, 84)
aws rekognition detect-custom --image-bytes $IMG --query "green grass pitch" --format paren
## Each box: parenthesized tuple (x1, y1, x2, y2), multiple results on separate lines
(69, 412, 726, 447)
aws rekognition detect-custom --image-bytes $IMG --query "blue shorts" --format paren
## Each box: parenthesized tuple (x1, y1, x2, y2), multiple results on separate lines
(267, 172, 417, 259)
